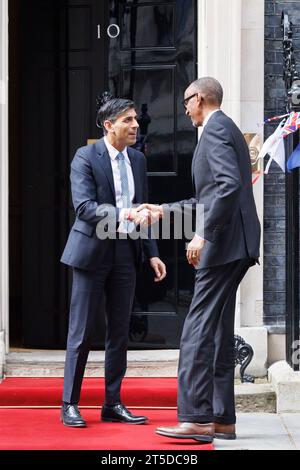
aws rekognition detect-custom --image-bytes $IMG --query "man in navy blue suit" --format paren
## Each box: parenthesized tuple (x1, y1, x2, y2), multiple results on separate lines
(60, 94, 166, 427)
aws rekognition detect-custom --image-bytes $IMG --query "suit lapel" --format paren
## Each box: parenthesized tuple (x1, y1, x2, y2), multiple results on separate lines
(95, 138, 116, 200)
(95, 139, 141, 203)
(191, 133, 203, 188)
(191, 111, 223, 188)
(127, 147, 141, 202)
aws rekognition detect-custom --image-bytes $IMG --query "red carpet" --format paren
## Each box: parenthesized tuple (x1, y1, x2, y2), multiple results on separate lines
(0, 377, 214, 450)
(0, 408, 213, 450)
(0, 377, 177, 407)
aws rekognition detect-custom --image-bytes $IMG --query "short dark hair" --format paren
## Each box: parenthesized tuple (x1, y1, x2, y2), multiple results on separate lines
(96, 92, 135, 134)
(191, 77, 223, 106)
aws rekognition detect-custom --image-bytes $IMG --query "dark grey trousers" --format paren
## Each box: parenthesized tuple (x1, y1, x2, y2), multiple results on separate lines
(62, 239, 136, 405)
(177, 258, 255, 424)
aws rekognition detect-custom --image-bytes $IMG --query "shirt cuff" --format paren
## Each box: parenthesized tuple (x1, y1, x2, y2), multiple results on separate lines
(195, 233, 207, 242)
(119, 208, 128, 222)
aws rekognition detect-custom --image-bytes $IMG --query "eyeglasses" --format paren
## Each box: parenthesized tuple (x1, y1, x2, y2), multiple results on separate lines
(182, 93, 198, 109)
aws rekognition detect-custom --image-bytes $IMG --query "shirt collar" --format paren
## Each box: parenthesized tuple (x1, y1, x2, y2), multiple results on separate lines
(202, 108, 221, 128)
(104, 136, 129, 161)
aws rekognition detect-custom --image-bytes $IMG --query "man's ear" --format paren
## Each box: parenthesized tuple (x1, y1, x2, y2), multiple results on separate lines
(104, 120, 114, 134)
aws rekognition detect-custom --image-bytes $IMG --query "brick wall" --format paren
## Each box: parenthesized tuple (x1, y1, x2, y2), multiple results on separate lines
(264, 0, 300, 324)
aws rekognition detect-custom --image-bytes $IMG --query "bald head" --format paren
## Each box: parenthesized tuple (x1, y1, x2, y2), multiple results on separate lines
(189, 77, 223, 106)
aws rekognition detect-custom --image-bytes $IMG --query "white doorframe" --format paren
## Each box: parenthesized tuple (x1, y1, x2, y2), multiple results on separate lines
(197, 0, 264, 329)
(197, 0, 242, 126)
(197, 0, 243, 327)
(196, 0, 267, 377)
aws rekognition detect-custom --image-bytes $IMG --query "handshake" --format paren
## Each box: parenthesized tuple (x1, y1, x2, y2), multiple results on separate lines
(124, 203, 164, 227)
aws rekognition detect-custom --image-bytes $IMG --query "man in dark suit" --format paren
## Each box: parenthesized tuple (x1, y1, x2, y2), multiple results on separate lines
(138, 77, 260, 443)
(60, 95, 166, 427)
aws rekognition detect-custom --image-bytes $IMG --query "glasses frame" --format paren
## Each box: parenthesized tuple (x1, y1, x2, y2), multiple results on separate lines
(182, 92, 198, 109)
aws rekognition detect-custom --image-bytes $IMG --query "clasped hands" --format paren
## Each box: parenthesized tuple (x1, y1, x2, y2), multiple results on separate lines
(125, 203, 163, 227)
(126, 203, 205, 267)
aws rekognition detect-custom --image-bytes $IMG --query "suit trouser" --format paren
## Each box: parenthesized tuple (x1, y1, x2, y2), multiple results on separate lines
(62, 239, 136, 405)
(177, 257, 255, 424)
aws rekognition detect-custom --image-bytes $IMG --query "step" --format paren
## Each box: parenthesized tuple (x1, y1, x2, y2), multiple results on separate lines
(5, 350, 263, 380)
(5, 350, 179, 377)
(235, 383, 276, 413)
(0, 377, 176, 408)
(0, 377, 276, 413)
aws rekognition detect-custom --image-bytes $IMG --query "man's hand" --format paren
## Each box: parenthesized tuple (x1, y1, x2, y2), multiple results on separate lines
(136, 203, 164, 225)
(186, 234, 206, 267)
(149, 257, 167, 282)
(126, 208, 152, 226)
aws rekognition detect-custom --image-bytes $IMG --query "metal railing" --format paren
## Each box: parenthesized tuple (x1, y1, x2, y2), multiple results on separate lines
(282, 11, 300, 371)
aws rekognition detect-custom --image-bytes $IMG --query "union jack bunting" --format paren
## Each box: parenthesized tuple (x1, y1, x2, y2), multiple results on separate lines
(263, 113, 289, 124)
(281, 111, 300, 137)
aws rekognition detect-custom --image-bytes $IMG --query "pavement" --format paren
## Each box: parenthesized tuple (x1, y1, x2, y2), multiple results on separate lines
(215, 413, 300, 450)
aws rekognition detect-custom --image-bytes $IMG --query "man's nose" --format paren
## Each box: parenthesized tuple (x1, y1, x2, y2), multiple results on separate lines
(185, 108, 190, 116)
(132, 119, 139, 128)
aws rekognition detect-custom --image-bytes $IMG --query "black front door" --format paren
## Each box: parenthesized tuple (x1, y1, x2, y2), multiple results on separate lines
(9, 0, 197, 349)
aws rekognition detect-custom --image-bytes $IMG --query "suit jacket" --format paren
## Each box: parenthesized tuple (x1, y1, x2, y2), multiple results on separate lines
(61, 138, 159, 271)
(169, 110, 261, 268)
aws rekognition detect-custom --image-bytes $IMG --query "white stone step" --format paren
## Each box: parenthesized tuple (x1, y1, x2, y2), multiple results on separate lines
(4, 350, 276, 412)
(5, 350, 179, 377)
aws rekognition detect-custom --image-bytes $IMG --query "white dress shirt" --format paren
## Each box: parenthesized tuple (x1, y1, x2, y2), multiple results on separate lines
(104, 136, 135, 208)
(202, 108, 221, 128)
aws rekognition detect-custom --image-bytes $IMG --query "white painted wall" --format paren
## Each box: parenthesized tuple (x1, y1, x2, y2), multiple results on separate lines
(240, 0, 264, 327)
(198, 0, 242, 126)
(198, 0, 264, 329)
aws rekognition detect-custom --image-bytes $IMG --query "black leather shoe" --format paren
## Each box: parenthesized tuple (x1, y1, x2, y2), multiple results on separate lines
(61, 403, 87, 427)
(101, 404, 148, 424)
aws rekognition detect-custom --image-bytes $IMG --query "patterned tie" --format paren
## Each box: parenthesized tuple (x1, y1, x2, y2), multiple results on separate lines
(116, 152, 134, 232)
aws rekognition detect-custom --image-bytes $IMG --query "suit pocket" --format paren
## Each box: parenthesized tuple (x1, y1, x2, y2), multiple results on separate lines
(73, 219, 95, 237)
